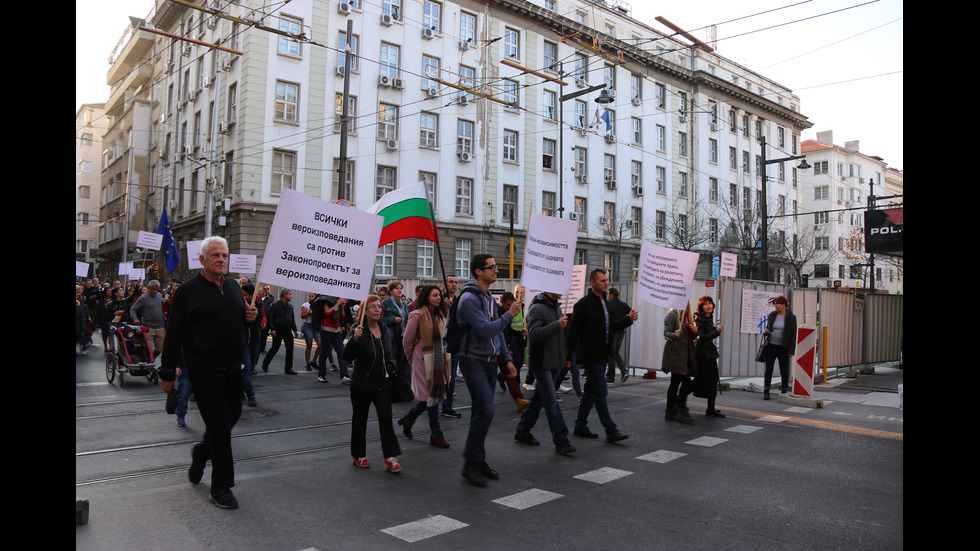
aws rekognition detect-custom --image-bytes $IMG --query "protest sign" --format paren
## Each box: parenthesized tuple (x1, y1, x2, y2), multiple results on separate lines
(136, 230, 163, 251)
(520, 213, 577, 295)
(230, 254, 256, 275)
(76, 261, 90, 279)
(186, 240, 204, 270)
(740, 289, 783, 334)
(720, 252, 738, 278)
(258, 188, 382, 301)
(635, 243, 699, 309)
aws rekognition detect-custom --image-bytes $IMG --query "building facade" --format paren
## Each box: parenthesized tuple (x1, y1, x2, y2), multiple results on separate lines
(799, 130, 902, 293)
(76, 103, 106, 267)
(100, 0, 811, 285)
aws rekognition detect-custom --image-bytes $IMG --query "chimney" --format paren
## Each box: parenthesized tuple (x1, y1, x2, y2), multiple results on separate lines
(844, 140, 860, 152)
(816, 130, 833, 146)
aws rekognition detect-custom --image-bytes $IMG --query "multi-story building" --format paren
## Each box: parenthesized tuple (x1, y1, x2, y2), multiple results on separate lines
(76, 103, 106, 267)
(103, 0, 811, 284)
(800, 130, 901, 293)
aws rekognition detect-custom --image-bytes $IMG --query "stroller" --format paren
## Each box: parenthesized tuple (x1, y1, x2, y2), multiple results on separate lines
(105, 323, 159, 387)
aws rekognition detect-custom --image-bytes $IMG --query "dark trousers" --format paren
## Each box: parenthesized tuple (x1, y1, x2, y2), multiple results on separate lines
(350, 386, 400, 459)
(666, 373, 692, 409)
(606, 332, 627, 380)
(262, 331, 294, 372)
(187, 366, 243, 490)
(764, 344, 791, 391)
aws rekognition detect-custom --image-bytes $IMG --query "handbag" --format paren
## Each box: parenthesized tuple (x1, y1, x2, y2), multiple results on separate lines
(389, 369, 414, 403)
(755, 334, 770, 363)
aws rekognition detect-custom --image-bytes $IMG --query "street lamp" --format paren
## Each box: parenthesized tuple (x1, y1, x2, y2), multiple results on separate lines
(759, 135, 809, 281)
(558, 73, 613, 218)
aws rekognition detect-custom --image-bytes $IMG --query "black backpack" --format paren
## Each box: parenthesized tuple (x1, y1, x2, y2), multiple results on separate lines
(445, 286, 482, 354)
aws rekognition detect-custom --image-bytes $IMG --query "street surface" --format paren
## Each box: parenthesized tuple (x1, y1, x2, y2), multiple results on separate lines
(76, 339, 903, 551)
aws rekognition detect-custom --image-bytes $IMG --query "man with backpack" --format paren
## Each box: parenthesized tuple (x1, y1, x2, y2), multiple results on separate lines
(449, 254, 522, 486)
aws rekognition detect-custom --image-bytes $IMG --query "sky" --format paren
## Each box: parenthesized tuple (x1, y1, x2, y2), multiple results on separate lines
(76, 0, 903, 169)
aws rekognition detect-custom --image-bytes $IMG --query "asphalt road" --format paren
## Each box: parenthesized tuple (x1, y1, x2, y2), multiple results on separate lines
(76, 341, 903, 551)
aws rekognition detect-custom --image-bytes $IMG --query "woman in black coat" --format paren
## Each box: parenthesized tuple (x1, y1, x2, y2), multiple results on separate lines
(692, 295, 725, 418)
(762, 295, 798, 400)
(343, 294, 402, 473)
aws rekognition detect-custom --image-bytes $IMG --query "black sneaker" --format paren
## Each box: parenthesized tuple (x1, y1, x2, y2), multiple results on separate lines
(305, 362, 314, 372)
(209, 488, 239, 509)
(477, 461, 500, 480)
(555, 440, 577, 456)
(441, 408, 462, 418)
(188, 443, 207, 484)
(606, 429, 629, 443)
(461, 461, 488, 487)
(514, 431, 540, 446)
(573, 427, 599, 439)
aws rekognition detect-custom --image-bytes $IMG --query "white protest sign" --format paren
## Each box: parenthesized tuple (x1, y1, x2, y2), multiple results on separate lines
(230, 254, 256, 274)
(130, 268, 145, 281)
(118, 261, 134, 276)
(76, 261, 90, 279)
(720, 252, 738, 278)
(520, 213, 577, 295)
(186, 240, 204, 270)
(136, 230, 163, 251)
(635, 242, 699, 309)
(740, 289, 783, 334)
(258, 188, 382, 302)
(560, 264, 589, 312)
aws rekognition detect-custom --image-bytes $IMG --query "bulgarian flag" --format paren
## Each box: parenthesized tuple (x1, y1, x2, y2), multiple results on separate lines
(366, 180, 438, 246)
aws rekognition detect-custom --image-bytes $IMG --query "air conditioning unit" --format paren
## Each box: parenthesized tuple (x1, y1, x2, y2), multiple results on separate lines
(181, 43, 191, 57)
(385, 139, 398, 151)
(187, 90, 197, 102)
(337, 2, 351, 15)
(576, 127, 588, 137)
(218, 120, 230, 134)
(605, 134, 616, 144)
(679, 115, 687, 123)
(203, 76, 213, 88)
(606, 180, 618, 190)
(632, 186, 644, 197)
(575, 78, 587, 88)
(625, 219, 635, 228)
(710, 123, 718, 131)
(459, 39, 471, 51)
(569, 212, 579, 221)
(458, 151, 472, 162)
(160, 112, 167, 124)
(631, 96, 641, 106)
(220, 57, 231, 71)
(392, 78, 404, 89)
(336, 65, 346, 76)
(183, 146, 194, 156)
(599, 216, 610, 225)
(422, 27, 434, 39)
(381, 14, 393, 26)
(458, 95, 469, 106)
(575, 171, 587, 182)
(207, 17, 216, 29)
(172, 154, 183, 163)
(378, 75, 391, 87)
(426, 87, 439, 98)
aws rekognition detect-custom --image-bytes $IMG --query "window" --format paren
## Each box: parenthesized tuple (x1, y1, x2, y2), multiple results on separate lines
(729, 147, 737, 170)
(455, 178, 473, 215)
(742, 114, 750, 137)
(503, 184, 518, 221)
(542, 191, 556, 216)
(543, 90, 556, 120)
(459, 66, 475, 99)
(544, 0, 555, 10)
(678, 92, 687, 118)
(419, 112, 438, 148)
(227, 82, 238, 123)
(274, 81, 299, 122)
(603, 154, 615, 183)
(814, 211, 829, 224)
(380, 43, 399, 79)
(709, 178, 718, 202)
(417, 239, 434, 277)
(815, 236, 830, 250)
(576, 249, 588, 265)
(376, 166, 396, 201)
(813, 161, 829, 174)
(603, 202, 614, 231)
(630, 160, 641, 189)
(502, 79, 519, 108)
(678, 132, 687, 157)
(742, 151, 750, 173)
(729, 184, 738, 207)
(422, 56, 440, 89)
(503, 130, 519, 162)
(504, 28, 520, 59)
(814, 185, 829, 200)
(78, 185, 91, 198)
(631, 207, 642, 238)
(603, 64, 615, 90)
(80, 133, 93, 146)
(573, 53, 587, 81)
(709, 218, 719, 244)
(459, 12, 476, 45)
(270, 150, 296, 195)
(631, 118, 641, 144)
(778, 127, 785, 148)
(334, 93, 356, 134)
(376, 243, 394, 277)
(423, 1, 441, 33)
(333, 158, 354, 202)
(678, 173, 688, 197)
(382, 0, 401, 19)
(709, 139, 718, 163)
(630, 74, 641, 100)
(457, 120, 473, 155)
(729, 109, 736, 132)
(543, 41, 557, 71)
(338, 32, 359, 72)
(655, 83, 665, 108)
(575, 11, 587, 24)
(574, 147, 587, 179)
(656, 166, 665, 193)
(455, 239, 472, 278)
(574, 197, 587, 230)
(814, 264, 830, 278)
(656, 210, 666, 239)
(378, 103, 397, 140)
(678, 214, 688, 241)
(419, 171, 436, 211)
(542, 138, 556, 170)
(656, 125, 665, 150)
(78, 160, 92, 174)
(574, 100, 587, 128)
(278, 15, 302, 56)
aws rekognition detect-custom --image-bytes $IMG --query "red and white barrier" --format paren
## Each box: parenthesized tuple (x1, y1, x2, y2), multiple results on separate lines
(792, 325, 817, 397)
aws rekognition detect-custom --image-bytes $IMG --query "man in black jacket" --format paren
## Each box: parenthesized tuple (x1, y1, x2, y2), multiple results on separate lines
(567, 269, 637, 443)
(159, 237, 257, 509)
(261, 289, 298, 375)
(605, 287, 632, 383)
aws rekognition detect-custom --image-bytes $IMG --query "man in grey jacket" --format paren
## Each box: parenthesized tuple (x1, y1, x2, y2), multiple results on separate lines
(130, 279, 166, 358)
(514, 292, 576, 456)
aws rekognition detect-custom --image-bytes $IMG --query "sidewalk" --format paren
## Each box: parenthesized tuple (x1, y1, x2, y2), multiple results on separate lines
(720, 361, 903, 409)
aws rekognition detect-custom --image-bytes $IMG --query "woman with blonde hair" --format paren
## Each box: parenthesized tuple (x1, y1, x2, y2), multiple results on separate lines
(398, 285, 452, 448)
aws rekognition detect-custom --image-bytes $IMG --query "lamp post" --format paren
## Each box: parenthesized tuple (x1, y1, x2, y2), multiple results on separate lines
(558, 74, 613, 218)
(759, 135, 809, 281)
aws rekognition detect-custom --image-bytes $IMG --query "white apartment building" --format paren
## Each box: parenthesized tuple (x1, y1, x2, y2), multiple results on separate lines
(77, 103, 106, 267)
(105, 0, 811, 284)
(800, 130, 902, 293)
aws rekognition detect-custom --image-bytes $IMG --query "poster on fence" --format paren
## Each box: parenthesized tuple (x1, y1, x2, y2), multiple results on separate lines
(258, 188, 382, 301)
(635, 242, 699, 309)
(740, 289, 784, 334)
(520, 213, 577, 295)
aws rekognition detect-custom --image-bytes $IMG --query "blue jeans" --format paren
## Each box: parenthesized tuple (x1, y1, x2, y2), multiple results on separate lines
(459, 357, 497, 463)
(318, 330, 348, 377)
(517, 369, 568, 444)
(442, 354, 459, 411)
(175, 355, 192, 418)
(575, 362, 617, 432)
(241, 343, 257, 398)
(556, 355, 582, 398)
(408, 399, 442, 431)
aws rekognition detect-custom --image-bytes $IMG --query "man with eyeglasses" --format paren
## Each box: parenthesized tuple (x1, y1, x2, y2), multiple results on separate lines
(455, 254, 522, 486)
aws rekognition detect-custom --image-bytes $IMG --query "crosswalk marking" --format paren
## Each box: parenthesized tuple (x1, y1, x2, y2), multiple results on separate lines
(381, 515, 469, 543)
(492, 488, 563, 510)
(757, 415, 790, 423)
(573, 467, 633, 484)
(684, 436, 728, 447)
(636, 450, 686, 463)
(726, 425, 763, 434)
